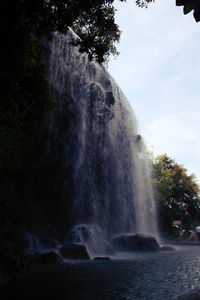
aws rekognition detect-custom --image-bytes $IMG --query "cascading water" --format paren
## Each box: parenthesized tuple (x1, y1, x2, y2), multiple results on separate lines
(48, 29, 158, 255)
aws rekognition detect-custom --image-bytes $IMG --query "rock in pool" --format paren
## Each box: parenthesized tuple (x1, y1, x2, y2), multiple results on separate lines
(93, 256, 111, 261)
(60, 242, 90, 259)
(37, 251, 62, 265)
(111, 234, 161, 252)
(161, 245, 175, 251)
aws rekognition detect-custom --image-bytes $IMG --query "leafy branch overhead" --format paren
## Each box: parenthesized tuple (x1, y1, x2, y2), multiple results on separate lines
(136, 0, 155, 8)
(136, 0, 200, 22)
(176, 0, 200, 22)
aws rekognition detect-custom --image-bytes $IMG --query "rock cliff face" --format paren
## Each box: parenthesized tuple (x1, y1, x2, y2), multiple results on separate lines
(0, 29, 158, 283)
(47, 30, 157, 247)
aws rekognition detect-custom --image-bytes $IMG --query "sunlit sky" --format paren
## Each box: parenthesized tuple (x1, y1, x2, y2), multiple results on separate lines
(108, 0, 200, 183)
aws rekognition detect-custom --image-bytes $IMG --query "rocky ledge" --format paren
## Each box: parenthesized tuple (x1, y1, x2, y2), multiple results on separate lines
(111, 234, 161, 252)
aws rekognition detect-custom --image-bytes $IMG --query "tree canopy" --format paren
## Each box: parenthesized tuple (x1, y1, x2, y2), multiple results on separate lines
(176, 0, 200, 22)
(136, 0, 155, 8)
(136, 0, 200, 22)
(1, 0, 127, 65)
(153, 154, 200, 236)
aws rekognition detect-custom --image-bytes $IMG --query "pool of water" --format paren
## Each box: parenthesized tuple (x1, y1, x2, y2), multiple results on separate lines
(1, 245, 200, 299)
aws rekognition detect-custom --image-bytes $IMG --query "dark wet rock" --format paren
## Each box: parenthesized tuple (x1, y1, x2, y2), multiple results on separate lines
(135, 134, 142, 144)
(67, 224, 91, 243)
(45, 239, 59, 248)
(0, 238, 29, 284)
(111, 234, 161, 252)
(60, 242, 90, 259)
(177, 288, 200, 300)
(67, 224, 115, 255)
(161, 245, 175, 251)
(25, 251, 40, 264)
(105, 91, 115, 106)
(18, 237, 31, 249)
(38, 237, 59, 249)
(37, 251, 62, 265)
(93, 256, 111, 261)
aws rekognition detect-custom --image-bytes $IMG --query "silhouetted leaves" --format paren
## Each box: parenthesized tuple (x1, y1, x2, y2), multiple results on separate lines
(176, 0, 200, 22)
(136, 0, 154, 8)
(153, 154, 200, 235)
(136, 0, 200, 22)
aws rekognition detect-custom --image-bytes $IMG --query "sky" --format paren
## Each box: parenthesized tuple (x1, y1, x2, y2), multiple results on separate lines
(108, 0, 200, 183)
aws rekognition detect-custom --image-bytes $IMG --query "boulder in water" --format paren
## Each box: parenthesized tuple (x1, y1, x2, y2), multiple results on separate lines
(67, 224, 92, 244)
(0, 238, 29, 284)
(93, 256, 111, 261)
(111, 234, 160, 252)
(161, 245, 175, 251)
(60, 242, 90, 259)
(37, 251, 62, 265)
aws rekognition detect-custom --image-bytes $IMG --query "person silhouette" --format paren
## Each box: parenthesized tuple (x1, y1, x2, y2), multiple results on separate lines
(195, 225, 200, 241)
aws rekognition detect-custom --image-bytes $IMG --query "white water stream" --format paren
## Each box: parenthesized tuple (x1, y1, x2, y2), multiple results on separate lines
(48, 29, 158, 253)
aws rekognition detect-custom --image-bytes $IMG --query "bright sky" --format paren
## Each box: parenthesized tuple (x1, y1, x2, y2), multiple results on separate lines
(108, 0, 200, 183)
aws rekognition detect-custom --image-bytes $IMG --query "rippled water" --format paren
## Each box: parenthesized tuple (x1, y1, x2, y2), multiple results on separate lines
(1, 246, 200, 300)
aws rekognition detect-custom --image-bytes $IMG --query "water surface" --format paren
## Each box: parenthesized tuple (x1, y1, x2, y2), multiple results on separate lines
(1, 246, 200, 300)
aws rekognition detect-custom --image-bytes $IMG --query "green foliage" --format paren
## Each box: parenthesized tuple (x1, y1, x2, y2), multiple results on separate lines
(46, 0, 125, 63)
(176, 0, 200, 22)
(136, 0, 154, 8)
(137, 0, 200, 22)
(0, 0, 126, 64)
(71, 3, 121, 64)
(153, 154, 200, 235)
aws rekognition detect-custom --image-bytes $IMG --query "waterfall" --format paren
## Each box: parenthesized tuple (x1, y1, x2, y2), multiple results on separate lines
(48, 30, 158, 253)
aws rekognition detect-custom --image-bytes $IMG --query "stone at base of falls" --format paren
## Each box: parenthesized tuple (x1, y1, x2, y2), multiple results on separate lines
(111, 234, 161, 252)
(93, 256, 111, 261)
(0, 238, 29, 284)
(161, 245, 175, 251)
(60, 242, 90, 259)
(37, 251, 62, 265)
(177, 288, 200, 300)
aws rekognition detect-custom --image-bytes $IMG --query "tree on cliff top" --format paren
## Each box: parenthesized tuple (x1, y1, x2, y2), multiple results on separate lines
(1, 0, 127, 64)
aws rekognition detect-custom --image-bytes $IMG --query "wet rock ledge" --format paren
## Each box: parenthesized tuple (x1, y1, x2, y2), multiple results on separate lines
(177, 288, 200, 300)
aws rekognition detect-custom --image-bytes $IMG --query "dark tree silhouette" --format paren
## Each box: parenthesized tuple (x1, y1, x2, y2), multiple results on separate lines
(176, 0, 200, 22)
(136, 0, 200, 22)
